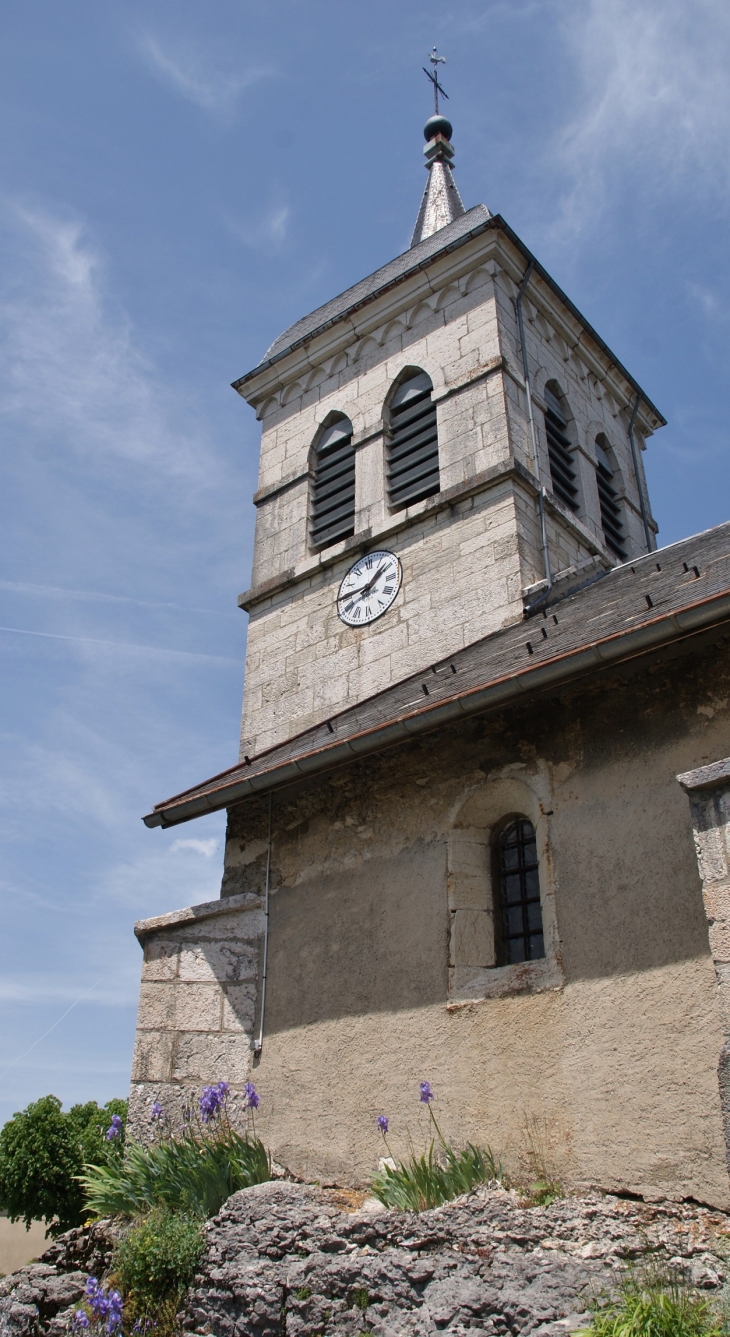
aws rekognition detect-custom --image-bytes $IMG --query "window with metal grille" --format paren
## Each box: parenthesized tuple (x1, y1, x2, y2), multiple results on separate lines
(496, 817, 545, 965)
(309, 416, 355, 550)
(544, 384, 578, 512)
(595, 434, 626, 561)
(386, 370, 440, 511)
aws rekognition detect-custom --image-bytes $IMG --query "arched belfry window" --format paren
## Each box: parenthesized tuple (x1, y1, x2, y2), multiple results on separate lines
(495, 817, 545, 965)
(386, 370, 440, 511)
(595, 434, 626, 561)
(544, 383, 578, 512)
(309, 416, 355, 550)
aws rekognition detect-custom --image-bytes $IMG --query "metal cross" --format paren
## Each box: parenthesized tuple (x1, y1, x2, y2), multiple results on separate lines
(422, 46, 448, 115)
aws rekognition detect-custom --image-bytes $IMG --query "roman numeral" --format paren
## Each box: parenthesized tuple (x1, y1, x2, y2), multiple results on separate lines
(365, 556, 373, 569)
(383, 586, 393, 596)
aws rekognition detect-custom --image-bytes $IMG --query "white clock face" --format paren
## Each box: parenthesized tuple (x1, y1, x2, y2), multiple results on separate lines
(336, 550, 402, 627)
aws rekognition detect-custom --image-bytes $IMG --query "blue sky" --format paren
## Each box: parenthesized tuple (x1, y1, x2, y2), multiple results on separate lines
(1, 0, 729, 1127)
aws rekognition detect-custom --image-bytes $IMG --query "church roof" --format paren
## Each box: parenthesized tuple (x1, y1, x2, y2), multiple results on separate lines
(232, 204, 665, 425)
(143, 520, 730, 828)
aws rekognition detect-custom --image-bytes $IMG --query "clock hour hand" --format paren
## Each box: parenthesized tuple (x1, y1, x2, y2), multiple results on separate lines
(342, 565, 387, 601)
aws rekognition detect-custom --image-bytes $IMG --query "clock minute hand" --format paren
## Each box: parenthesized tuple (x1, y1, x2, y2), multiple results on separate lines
(344, 567, 385, 600)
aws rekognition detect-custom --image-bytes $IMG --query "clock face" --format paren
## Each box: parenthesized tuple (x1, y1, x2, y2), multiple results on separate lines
(336, 550, 402, 627)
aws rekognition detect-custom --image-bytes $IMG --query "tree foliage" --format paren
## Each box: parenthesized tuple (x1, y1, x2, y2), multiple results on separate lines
(0, 1094, 127, 1235)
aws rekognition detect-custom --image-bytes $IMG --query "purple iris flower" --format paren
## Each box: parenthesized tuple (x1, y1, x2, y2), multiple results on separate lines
(244, 1081, 259, 1110)
(73, 1313, 89, 1331)
(105, 1113, 123, 1140)
(200, 1081, 229, 1123)
(377, 1115, 389, 1134)
(150, 1101, 163, 1122)
(419, 1081, 434, 1103)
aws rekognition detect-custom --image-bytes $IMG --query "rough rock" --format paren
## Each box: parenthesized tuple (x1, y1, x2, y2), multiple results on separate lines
(183, 1183, 730, 1337)
(1, 1186, 728, 1337)
(0, 1222, 120, 1337)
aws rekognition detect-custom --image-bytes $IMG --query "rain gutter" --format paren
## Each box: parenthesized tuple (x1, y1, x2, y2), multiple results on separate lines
(143, 587, 730, 829)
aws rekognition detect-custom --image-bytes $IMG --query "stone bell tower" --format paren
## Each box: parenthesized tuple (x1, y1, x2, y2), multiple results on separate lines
(232, 111, 663, 760)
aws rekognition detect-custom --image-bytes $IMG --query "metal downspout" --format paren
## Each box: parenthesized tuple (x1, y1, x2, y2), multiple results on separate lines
(515, 262, 552, 598)
(627, 391, 654, 553)
(253, 792, 272, 1056)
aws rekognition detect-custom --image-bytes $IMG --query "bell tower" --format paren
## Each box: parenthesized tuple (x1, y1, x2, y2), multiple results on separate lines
(233, 108, 663, 759)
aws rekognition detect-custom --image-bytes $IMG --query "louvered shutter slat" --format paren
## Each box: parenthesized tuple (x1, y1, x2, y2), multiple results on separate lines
(387, 373, 440, 511)
(310, 419, 355, 549)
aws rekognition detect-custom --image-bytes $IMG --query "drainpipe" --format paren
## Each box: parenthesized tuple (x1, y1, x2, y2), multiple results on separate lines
(627, 391, 654, 553)
(253, 792, 272, 1057)
(515, 262, 552, 600)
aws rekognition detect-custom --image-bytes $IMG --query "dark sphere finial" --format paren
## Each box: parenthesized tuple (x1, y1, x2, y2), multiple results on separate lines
(424, 113, 452, 143)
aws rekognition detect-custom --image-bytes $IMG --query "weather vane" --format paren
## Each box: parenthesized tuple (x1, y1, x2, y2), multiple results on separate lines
(422, 47, 448, 115)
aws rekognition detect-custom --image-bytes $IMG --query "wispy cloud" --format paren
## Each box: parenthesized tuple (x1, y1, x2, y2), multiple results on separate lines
(138, 33, 273, 118)
(0, 203, 216, 485)
(223, 205, 291, 255)
(554, 0, 730, 229)
(170, 837, 218, 857)
(0, 624, 239, 665)
(0, 580, 238, 619)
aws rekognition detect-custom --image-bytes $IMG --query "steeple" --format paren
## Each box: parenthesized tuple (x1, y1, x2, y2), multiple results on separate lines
(411, 49, 466, 247)
(410, 113, 466, 247)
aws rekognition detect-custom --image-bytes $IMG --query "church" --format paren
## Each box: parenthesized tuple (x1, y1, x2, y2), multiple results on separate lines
(129, 98, 730, 1207)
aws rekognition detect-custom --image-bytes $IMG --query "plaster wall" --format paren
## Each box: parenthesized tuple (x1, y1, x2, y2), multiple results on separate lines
(131, 629, 730, 1206)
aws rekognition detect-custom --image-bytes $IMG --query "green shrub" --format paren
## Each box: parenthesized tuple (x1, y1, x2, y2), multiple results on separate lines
(81, 1126, 270, 1220)
(0, 1095, 127, 1235)
(371, 1140, 506, 1212)
(581, 1268, 721, 1337)
(113, 1206, 204, 1312)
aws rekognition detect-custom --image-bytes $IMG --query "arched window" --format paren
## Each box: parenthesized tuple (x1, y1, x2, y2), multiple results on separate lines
(495, 817, 545, 965)
(544, 383, 578, 512)
(309, 415, 355, 550)
(595, 434, 626, 561)
(386, 370, 440, 511)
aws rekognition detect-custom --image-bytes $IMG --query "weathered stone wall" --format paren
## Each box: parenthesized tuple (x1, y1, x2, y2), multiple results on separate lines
(128, 894, 263, 1132)
(238, 229, 658, 757)
(678, 758, 730, 1177)
(130, 627, 730, 1206)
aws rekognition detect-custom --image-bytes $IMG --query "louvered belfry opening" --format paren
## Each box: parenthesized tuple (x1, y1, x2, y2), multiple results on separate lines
(496, 817, 545, 965)
(595, 435, 626, 561)
(309, 417, 356, 550)
(387, 370, 440, 511)
(544, 384, 578, 512)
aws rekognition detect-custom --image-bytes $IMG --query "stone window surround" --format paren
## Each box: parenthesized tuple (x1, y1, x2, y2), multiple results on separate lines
(677, 756, 730, 1174)
(447, 770, 563, 1007)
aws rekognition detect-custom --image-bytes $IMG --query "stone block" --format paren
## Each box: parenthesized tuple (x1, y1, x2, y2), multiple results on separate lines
(221, 983, 257, 1032)
(137, 982, 177, 1031)
(142, 938, 180, 982)
(173, 983, 223, 1032)
(131, 1029, 174, 1082)
(178, 941, 258, 984)
(172, 1032, 253, 1084)
(450, 908, 495, 969)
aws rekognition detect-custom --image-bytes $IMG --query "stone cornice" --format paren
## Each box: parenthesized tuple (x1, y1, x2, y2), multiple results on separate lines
(234, 218, 664, 441)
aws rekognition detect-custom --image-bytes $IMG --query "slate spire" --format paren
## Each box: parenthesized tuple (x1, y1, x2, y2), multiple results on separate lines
(410, 113, 466, 247)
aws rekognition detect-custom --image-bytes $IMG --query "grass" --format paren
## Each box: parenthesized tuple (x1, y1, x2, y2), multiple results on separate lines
(580, 1267, 722, 1337)
(80, 1126, 270, 1220)
(370, 1139, 506, 1212)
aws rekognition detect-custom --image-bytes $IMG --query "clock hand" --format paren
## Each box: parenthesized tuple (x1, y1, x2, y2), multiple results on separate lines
(341, 565, 387, 601)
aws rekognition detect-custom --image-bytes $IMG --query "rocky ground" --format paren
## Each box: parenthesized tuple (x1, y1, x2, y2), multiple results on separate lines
(2, 1183, 729, 1337)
